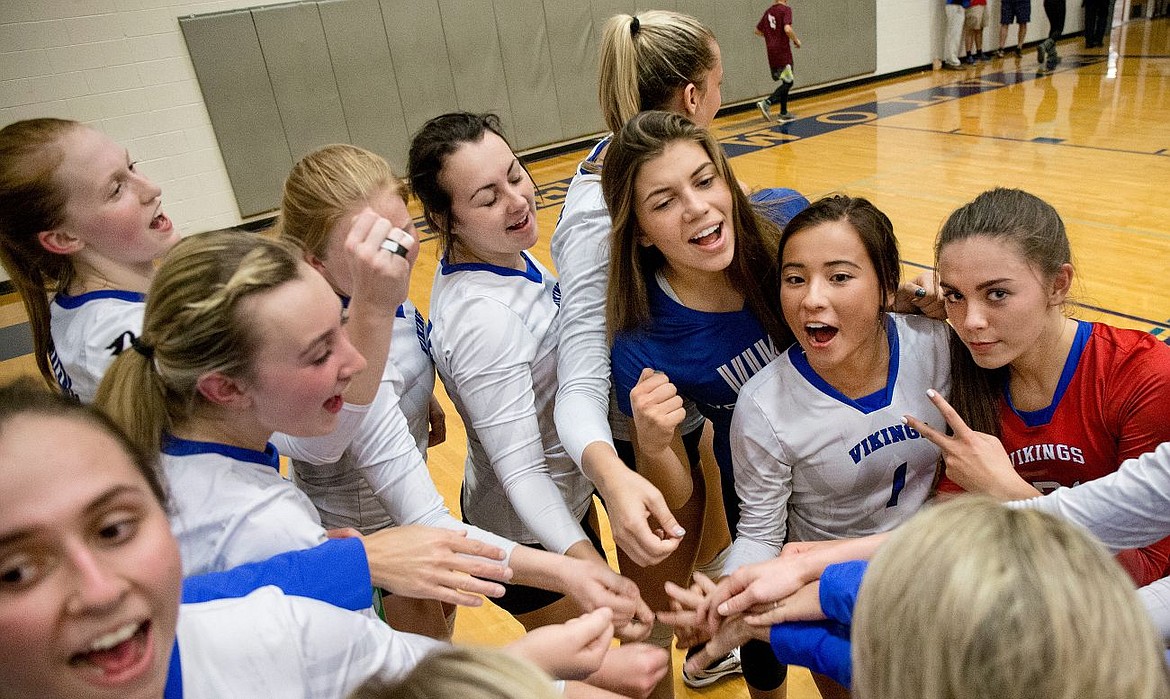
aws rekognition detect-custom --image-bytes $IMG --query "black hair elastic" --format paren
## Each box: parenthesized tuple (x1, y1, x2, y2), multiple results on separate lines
(630, 16, 640, 36)
(130, 335, 154, 360)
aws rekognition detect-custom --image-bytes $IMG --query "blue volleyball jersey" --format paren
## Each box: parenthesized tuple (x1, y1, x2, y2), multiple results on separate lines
(611, 276, 781, 474)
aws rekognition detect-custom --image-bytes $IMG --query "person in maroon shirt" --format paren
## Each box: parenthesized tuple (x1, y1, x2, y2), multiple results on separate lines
(755, 0, 802, 122)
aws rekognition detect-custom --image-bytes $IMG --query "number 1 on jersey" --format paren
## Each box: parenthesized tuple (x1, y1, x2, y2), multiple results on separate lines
(887, 462, 908, 507)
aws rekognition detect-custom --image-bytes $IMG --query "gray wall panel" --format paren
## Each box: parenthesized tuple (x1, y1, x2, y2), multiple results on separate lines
(380, 0, 458, 137)
(492, 0, 562, 149)
(252, 3, 350, 160)
(179, 10, 290, 217)
(543, 1, 603, 138)
(184, 0, 877, 217)
(319, 0, 411, 170)
(438, 0, 513, 128)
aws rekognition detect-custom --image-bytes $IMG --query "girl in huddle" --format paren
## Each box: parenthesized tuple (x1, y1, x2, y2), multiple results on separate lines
(0, 118, 179, 401)
(277, 144, 660, 656)
(557, 14, 807, 695)
(0, 378, 648, 699)
(603, 110, 793, 699)
(94, 230, 517, 609)
(407, 113, 648, 639)
(714, 194, 950, 697)
(930, 188, 1170, 586)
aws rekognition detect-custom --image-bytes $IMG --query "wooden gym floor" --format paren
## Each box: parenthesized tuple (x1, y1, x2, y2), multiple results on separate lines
(1, 17, 1168, 699)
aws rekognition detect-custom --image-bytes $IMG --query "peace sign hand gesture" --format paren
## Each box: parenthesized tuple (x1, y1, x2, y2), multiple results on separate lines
(903, 389, 1041, 500)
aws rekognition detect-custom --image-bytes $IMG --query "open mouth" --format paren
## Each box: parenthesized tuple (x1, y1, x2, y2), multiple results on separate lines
(506, 213, 530, 231)
(71, 620, 151, 679)
(689, 223, 722, 247)
(148, 211, 171, 231)
(323, 394, 344, 414)
(805, 322, 839, 346)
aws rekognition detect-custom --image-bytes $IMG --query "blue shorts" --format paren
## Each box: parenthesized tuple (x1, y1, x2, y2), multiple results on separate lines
(1001, 0, 1031, 24)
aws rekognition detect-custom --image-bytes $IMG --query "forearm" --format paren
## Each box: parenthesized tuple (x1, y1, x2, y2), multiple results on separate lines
(343, 299, 396, 405)
(631, 428, 693, 509)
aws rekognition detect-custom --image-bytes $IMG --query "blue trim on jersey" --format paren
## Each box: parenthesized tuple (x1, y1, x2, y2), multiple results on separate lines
(52, 289, 145, 309)
(788, 314, 900, 414)
(337, 294, 406, 319)
(164, 642, 182, 699)
(439, 251, 542, 282)
(578, 135, 612, 176)
(1005, 319, 1092, 427)
(161, 435, 281, 472)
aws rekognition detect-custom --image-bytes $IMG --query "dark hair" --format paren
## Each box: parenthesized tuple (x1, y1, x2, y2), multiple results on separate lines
(935, 188, 1072, 437)
(601, 110, 792, 349)
(780, 194, 902, 311)
(407, 112, 529, 258)
(0, 118, 82, 389)
(0, 377, 168, 506)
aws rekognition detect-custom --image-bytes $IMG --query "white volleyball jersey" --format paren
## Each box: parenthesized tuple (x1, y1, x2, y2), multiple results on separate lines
(725, 314, 952, 573)
(291, 358, 516, 557)
(427, 252, 594, 553)
(49, 289, 145, 402)
(390, 300, 437, 455)
(294, 300, 441, 534)
(172, 586, 442, 699)
(551, 137, 704, 458)
(162, 437, 327, 577)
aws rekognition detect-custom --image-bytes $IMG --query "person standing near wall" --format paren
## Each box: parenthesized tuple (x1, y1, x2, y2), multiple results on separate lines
(997, 0, 1030, 56)
(943, 0, 968, 70)
(963, 0, 990, 63)
(755, 0, 802, 122)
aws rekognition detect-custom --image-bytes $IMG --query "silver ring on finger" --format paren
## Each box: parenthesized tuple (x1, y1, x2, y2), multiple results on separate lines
(379, 238, 408, 258)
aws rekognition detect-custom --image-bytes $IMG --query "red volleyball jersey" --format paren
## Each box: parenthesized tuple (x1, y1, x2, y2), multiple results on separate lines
(940, 322, 1170, 585)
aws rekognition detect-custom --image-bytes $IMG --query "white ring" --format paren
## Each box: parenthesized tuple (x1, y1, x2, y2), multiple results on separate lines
(379, 238, 407, 258)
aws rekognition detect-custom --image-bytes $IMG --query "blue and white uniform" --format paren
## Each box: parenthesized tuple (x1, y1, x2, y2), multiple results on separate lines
(168, 586, 441, 698)
(162, 411, 372, 577)
(427, 253, 593, 554)
(49, 289, 145, 402)
(724, 313, 951, 574)
(611, 271, 781, 530)
(293, 299, 442, 534)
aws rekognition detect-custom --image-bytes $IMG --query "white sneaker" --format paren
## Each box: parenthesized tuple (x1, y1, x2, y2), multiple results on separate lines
(681, 647, 742, 688)
(756, 99, 772, 122)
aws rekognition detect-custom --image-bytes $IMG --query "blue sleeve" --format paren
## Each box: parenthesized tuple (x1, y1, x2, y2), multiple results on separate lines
(749, 187, 809, 230)
(819, 560, 867, 625)
(610, 335, 641, 417)
(770, 620, 852, 688)
(180, 537, 372, 611)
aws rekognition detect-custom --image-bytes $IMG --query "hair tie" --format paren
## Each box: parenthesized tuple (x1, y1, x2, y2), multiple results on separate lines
(130, 336, 154, 360)
(630, 16, 640, 36)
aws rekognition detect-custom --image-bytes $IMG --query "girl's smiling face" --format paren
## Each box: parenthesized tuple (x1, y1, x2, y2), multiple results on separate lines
(440, 131, 537, 268)
(0, 413, 182, 699)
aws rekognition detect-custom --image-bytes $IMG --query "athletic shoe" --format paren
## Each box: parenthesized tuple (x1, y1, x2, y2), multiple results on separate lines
(977, 51, 992, 61)
(994, 48, 1005, 57)
(1036, 41, 1047, 65)
(943, 61, 964, 70)
(756, 99, 772, 122)
(964, 54, 977, 64)
(682, 648, 742, 688)
(778, 111, 797, 122)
